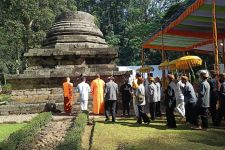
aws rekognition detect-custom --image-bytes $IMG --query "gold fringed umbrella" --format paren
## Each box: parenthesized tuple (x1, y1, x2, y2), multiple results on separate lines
(137, 66, 154, 73)
(168, 60, 177, 71)
(158, 61, 170, 70)
(176, 56, 202, 70)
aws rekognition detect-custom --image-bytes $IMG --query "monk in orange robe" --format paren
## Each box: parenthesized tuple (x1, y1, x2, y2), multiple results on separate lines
(91, 74, 105, 114)
(63, 77, 74, 114)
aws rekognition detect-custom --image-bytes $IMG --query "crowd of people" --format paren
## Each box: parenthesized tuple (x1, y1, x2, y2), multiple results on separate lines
(62, 71, 225, 130)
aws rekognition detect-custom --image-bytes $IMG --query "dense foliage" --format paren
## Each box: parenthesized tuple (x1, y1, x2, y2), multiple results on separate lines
(0, 0, 185, 75)
(0, 112, 52, 150)
(57, 111, 89, 150)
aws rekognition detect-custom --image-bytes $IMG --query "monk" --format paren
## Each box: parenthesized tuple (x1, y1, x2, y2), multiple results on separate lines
(91, 74, 105, 114)
(63, 77, 74, 114)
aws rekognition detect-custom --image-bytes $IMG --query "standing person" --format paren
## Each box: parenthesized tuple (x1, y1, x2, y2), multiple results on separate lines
(193, 71, 210, 130)
(155, 77, 162, 117)
(175, 76, 186, 121)
(208, 71, 217, 124)
(135, 77, 150, 124)
(181, 76, 197, 125)
(120, 79, 132, 117)
(147, 77, 158, 120)
(63, 77, 74, 114)
(214, 73, 225, 126)
(132, 73, 141, 117)
(105, 77, 118, 122)
(77, 77, 91, 111)
(91, 74, 105, 115)
(165, 74, 177, 128)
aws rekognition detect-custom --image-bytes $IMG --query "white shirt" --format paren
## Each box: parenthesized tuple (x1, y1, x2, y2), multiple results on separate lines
(176, 80, 185, 101)
(155, 82, 161, 102)
(77, 81, 91, 101)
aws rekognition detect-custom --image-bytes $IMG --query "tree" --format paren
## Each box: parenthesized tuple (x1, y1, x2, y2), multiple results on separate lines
(0, 0, 77, 73)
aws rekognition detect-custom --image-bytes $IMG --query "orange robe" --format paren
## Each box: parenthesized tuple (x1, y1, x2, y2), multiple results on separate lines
(63, 82, 74, 113)
(91, 78, 105, 114)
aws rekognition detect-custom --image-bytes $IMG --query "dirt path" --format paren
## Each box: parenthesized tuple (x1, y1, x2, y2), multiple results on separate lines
(29, 115, 74, 150)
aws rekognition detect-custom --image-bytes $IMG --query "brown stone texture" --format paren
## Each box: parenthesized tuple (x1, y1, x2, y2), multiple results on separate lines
(3, 11, 127, 114)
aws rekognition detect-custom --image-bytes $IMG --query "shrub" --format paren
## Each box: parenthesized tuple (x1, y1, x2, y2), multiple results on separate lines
(1, 84, 12, 92)
(57, 111, 89, 150)
(0, 94, 11, 102)
(0, 112, 52, 150)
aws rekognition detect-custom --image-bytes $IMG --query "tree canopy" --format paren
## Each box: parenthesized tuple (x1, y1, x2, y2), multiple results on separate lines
(0, 0, 185, 74)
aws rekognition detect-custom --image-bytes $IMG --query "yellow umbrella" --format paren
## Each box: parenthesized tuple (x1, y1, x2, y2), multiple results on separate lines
(137, 66, 154, 73)
(158, 61, 170, 70)
(168, 60, 177, 71)
(176, 56, 202, 70)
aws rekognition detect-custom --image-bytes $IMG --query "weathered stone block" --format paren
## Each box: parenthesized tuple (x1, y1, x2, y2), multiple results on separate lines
(24, 90, 37, 95)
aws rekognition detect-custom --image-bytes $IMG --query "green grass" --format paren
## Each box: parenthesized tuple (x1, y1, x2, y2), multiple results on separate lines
(0, 123, 26, 142)
(92, 117, 225, 150)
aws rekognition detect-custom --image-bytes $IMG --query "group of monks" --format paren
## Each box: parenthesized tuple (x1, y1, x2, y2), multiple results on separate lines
(62, 74, 105, 114)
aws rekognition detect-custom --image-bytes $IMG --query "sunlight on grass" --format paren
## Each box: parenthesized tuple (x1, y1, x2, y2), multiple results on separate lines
(92, 117, 225, 150)
(0, 123, 26, 142)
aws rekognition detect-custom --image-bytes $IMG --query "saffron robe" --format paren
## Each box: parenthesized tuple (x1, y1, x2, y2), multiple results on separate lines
(63, 82, 74, 113)
(91, 78, 105, 114)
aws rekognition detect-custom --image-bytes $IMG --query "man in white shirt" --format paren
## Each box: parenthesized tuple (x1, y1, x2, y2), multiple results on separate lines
(175, 77, 186, 120)
(77, 77, 91, 111)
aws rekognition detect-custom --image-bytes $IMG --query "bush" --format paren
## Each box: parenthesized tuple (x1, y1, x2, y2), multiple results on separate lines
(1, 84, 12, 92)
(57, 111, 89, 150)
(0, 94, 11, 102)
(0, 112, 52, 150)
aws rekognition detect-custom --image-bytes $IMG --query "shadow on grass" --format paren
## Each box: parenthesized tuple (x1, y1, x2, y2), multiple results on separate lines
(95, 118, 191, 130)
(183, 129, 225, 147)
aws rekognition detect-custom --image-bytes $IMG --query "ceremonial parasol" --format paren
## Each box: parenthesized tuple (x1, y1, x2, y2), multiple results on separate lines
(137, 66, 154, 73)
(158, 61, 170, 70)
(175, 56, 202, 70)
(168, 60, 177, 71)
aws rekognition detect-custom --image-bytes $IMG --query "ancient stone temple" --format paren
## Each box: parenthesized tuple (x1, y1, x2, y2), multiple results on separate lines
(6, 11, 125, 108)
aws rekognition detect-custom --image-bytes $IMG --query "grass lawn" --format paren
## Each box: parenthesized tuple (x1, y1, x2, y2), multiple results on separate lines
(0, 123, 26, 142)
(92, 117, 225, 150)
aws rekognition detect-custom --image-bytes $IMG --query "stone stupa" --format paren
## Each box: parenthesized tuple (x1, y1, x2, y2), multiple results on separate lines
(6, 11, 125, 106)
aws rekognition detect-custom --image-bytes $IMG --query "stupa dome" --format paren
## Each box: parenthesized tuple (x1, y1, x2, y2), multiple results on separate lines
(43, 11, 108, 49)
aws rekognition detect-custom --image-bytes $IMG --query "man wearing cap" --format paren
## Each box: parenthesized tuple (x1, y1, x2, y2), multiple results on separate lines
(105, 77, 118, 122)
(165, 74, 177, 128)
(120, 79, 132, 117)
(193, 71, 210, 130)
(135, 77, 150, 124)
(155, 77, 162, 117)
(208, 70, 217, 124)
(146, 77, 158, 120)
(175, 76, 185, 121)
(214, 73, 225, 126)
(132, 73, 142, 117)
(181, 76, 197, 125)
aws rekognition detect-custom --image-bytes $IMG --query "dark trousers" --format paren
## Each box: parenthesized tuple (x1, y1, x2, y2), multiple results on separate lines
(195, 106, 209, 128)
(209, 101, 217, 123)
(185, 102, 196, 125)
(166, 100, 176, 128)
(149, 102, 156, 120)
(122, 99, 131, 116)
(105, 100, 117, 122)
(156, 101, 162, 117)
(210, 92, 218, 123)
(214, 98, 225, 126)
(137, 105, 150, 124)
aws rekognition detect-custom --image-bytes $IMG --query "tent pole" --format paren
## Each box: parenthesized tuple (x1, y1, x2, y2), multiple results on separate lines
(212, 0, 219, 75)
(161, 26, 166, 91)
